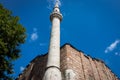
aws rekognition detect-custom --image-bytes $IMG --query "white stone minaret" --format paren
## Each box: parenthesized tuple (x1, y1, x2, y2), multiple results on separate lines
(43, 1, 62, 80)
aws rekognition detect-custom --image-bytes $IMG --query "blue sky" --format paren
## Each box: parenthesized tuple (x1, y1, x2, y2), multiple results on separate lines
(0, 0, 120, 78)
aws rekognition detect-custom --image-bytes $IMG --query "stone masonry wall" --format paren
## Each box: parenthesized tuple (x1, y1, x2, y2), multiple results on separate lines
(60, 44, 118, 80)
(17, 44, 118, 80)
(17, 55, 47, 80)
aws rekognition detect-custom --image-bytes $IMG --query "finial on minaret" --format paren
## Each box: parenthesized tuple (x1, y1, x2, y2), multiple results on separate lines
(50, 0, 62, 22)
(55, 0, 59, 8)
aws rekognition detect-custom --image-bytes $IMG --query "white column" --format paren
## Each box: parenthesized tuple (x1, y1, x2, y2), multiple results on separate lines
(43, 17, 61, 80)
(43, 67, 61, 80)
(47, 17, 60, 68)
(43, 1, 62, 79)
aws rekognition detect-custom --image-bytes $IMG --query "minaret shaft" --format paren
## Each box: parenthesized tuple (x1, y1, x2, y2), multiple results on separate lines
(43, 1, 62, 80)
(47, 17, 60, 68)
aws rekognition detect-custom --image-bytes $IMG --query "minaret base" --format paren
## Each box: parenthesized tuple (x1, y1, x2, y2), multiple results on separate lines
(43, 67, 62, 80)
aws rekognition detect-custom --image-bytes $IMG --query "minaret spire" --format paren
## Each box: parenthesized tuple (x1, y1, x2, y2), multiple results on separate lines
(55, 0, 59, 8)
(43, 1, 62, 80)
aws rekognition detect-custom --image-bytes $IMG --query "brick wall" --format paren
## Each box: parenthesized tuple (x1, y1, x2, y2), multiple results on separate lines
(17, 55, 47, 80)
(60, 44, 118, 80)
(17, 44, 118, 80)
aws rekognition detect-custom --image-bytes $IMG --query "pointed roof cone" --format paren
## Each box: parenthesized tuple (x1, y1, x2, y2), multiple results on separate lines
(55, 0, 59, 8)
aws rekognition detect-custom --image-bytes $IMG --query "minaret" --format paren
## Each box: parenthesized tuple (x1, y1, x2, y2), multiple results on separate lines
(43, 1, 62, 80)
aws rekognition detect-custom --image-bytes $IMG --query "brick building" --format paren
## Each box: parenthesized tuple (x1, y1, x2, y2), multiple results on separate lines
(17, 1, 118, 80)
(17, 44, 118, 80)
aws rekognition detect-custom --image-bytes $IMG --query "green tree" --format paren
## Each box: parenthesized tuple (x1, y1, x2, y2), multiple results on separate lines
(0, 4, 26, 80)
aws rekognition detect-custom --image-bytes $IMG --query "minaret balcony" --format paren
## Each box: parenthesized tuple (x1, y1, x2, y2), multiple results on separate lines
(50, 11, 63, 22)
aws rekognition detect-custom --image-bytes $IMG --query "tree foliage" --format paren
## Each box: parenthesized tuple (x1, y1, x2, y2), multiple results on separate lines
(0, 4, 26, 80)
